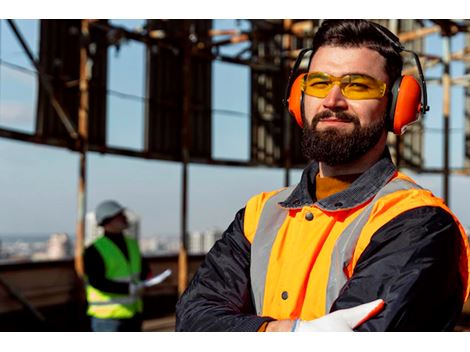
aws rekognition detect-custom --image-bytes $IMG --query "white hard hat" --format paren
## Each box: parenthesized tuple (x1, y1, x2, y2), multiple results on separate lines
(95, 200, 125, 226)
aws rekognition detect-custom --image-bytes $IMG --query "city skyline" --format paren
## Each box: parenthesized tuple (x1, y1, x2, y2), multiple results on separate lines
(0, 227, 223, 263)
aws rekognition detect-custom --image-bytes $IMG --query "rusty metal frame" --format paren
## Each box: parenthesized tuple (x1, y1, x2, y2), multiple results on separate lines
(4, 19, 470, 284)
(6, 20, 79, 141)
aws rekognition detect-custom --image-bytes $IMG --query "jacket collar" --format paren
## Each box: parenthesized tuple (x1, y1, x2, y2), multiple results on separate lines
(279, 147, 397, 212)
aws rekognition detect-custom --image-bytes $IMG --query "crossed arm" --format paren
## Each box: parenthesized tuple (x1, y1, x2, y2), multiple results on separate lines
(175, 206, 465, 331)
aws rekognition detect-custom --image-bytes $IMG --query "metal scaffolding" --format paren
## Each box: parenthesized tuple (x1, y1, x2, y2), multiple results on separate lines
(1, 19, 470, 292)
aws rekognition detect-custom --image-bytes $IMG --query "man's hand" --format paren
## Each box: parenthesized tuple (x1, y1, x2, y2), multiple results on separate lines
(265, 319, 295, 332)
(129, 282, 145, 297)
(264, 299, 384, 332)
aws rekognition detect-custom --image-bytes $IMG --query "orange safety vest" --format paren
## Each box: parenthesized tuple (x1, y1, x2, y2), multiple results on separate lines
(243, 172, 470, 321)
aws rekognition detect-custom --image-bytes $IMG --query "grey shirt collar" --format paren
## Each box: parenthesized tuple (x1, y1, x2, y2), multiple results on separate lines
(279, 148, 397, 212)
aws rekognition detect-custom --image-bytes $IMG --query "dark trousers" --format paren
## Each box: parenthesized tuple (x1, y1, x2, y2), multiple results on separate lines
(90, 314, 143, 332)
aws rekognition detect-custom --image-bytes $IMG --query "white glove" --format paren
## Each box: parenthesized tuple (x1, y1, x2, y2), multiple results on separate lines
(293, 299, 384, 332)
(129, 282, 145, 297)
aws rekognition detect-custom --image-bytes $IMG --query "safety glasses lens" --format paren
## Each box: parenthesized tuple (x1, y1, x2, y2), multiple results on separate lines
(301, 72, 386, 99)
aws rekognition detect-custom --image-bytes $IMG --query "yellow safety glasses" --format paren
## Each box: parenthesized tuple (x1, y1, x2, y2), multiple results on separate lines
(301, 72, 387, 100)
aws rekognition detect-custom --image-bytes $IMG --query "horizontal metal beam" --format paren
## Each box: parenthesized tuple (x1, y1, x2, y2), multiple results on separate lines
(0, 127, 305, 169)
(411, 167, 470, 175)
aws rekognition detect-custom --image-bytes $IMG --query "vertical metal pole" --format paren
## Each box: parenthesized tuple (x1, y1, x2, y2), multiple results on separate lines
(388, 19, 399, 34)
(283, 20, 292, 187)
(74, 19, 90, 277)
(178, 22, 191, 296)
(283, 116, 291, 187)
(442, 35, 451, 205)
(394, 136, 402, 170)
(179, 162, 189, 296)
(389, 19, 401, 169)
(464, 32, 470, 170)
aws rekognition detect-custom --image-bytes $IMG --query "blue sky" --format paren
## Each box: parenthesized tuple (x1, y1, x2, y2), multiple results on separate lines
(1, 19, 470, 238)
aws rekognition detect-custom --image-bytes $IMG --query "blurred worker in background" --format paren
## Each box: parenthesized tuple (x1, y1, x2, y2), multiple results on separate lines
(84, 200, 151, 332)
(175, 19, 470, 332)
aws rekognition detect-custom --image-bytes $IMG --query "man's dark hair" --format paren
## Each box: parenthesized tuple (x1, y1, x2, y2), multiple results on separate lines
(311, 20, 403, 85)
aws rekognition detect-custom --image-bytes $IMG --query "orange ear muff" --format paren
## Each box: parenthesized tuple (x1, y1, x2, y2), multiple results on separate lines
(389, 75, 422, 135)
(288, 73, 306, 128)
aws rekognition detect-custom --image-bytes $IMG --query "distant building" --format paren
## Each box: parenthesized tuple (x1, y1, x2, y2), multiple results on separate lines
(163, 237, 180, 254)
(140, 236, 158, 254)
(138, 235, 180, 255)
(47, 233, 72, 260)
(188, 229, 222, 255)
(203, 229, 222, 253)
(188, 231, 203, 254)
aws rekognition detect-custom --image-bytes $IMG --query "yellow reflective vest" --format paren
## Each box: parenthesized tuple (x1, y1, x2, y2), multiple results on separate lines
(86, 235, 143, 319)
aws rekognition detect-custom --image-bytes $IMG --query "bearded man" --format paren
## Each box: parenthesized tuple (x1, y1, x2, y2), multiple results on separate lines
(175, 19, 470, 332)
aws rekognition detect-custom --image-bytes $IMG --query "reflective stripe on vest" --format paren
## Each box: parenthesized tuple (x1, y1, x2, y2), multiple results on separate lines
(86, 284, 142, 318)
(250, 178, 421, 316)
(88, 295, 138, 306)
(250, 186, 296, 315)
(324, 178, 421, 313)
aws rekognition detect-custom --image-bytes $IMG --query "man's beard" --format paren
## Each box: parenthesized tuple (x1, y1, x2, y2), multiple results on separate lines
(301, 110, 386, 166)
